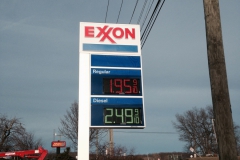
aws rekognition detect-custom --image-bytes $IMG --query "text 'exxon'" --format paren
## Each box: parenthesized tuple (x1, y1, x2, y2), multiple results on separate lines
(84, 25, 136, 43)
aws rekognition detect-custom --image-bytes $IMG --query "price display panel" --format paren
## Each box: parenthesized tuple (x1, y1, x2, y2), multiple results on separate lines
(91, 68, 142, 96)
(103, 78, 140, 95)
(104, 108, 142, 125)
(91, 98, 144, 128)
(90, 55, 145, 128)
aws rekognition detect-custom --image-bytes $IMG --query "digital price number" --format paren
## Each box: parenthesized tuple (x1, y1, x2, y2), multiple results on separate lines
(104, 108, 142, 125)
(103, 78, 140, 95)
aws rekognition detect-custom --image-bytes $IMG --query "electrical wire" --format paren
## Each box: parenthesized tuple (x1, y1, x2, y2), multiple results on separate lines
(129, 0, 139, 24)
(141, 0, 166, 49)
(114, 131, 177, 134)
(116, 0, 123, 23)
(141, 0, 161, 44)
(137, 0, 148, 24)
(141, 0, 154, 32)
(105, 0, 110, 23)
(144, 0, 165, 47)
(103, 0, 165, 49)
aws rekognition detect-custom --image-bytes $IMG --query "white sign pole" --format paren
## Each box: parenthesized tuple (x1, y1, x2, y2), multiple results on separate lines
(78, 47, 90, 158)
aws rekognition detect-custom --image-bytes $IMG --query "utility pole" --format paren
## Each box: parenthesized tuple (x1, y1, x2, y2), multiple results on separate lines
(203, 0, 238, 160)
(96, 130, 99, 158)
(109, 129, 114, 156)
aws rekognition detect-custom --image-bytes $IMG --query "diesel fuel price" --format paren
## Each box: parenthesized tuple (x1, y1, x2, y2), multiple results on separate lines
(103, 78, 140, 95)
(104, 108, 142, 125)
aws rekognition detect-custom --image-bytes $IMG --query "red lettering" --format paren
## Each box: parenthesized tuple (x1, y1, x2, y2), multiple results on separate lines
(112, 27, 124, 39)
(96, 26, 115, 43)
(85, 26, 94, 37)
(114, 79, 122, 93)
(84, 25, 136, 43)
(125, 28, 135, 39)
(124, 79, 131, 93)
(133, 79, 138, 93)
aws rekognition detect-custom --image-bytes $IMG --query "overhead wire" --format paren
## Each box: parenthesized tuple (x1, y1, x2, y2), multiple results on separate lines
(104, 0, 165, 49)
(114, 131, 177, 134)
(129, 0, 139, 24)
(141, 0, 166, 49)
(105, 0, 110, 23)
(137, 0, 148, 24)
(141, 0, 161, 45)
(141, 0, 155, 32)
(116, 0, 123, 23)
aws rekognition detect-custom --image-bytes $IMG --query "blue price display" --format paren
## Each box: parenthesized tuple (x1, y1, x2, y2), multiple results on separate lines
(90, 55, 145, 128)
(91, 98, 144, 127)
(104, 108, 142, 125)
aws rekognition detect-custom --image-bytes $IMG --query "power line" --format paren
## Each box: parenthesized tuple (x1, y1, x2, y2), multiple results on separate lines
(116, 0, 123, 23)
(141, 0, 154, 32)
(105, 0, 110, 23)
(141, 0, 166, 49)
(137, 0, 148, 24)
(141, 0, 165, 48)
(141, 0, 161, 45)
(114, 131, 177, 134)
(103, 0, 165, 49)
(129, 0, 139, 24)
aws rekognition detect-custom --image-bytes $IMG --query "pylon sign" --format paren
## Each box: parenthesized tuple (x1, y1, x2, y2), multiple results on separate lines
(79, 22, 145, 128)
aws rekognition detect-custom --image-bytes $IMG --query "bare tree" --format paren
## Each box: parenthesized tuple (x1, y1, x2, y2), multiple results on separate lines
(172, 106, 240, 155)
(59, 102, 78, 148)
(114, 144, 127, 157)
(90, 142, 136, 160)
(13, 132, 42, 150)
(59, 102, 108, 150)
(0, 114, 42, 151)
(234, 124, 240, 155)
(0, 114, 25, 151)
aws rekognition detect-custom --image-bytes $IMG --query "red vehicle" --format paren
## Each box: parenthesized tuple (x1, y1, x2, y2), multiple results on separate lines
(0, 146, 48, 160)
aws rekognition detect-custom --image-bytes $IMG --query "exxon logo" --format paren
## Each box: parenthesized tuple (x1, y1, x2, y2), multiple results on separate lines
(84, 25, 136, 44)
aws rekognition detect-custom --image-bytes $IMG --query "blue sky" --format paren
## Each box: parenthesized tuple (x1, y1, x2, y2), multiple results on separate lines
(0, 0, 239, 155)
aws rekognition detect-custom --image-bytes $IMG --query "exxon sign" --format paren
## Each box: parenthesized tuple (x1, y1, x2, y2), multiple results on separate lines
(80, 22, 140, 53)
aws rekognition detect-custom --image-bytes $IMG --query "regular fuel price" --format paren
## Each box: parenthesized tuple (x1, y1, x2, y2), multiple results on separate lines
(103, 78, 140, 95)
(104, 108, 142, 125)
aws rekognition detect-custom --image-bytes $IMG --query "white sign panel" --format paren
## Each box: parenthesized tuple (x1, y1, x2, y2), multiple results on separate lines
(79, 22, 141, 54)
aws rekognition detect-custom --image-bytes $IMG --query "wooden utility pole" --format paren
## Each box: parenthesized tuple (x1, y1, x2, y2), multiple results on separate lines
(109, 129, 114, 156)
(203, 0, 238, 160)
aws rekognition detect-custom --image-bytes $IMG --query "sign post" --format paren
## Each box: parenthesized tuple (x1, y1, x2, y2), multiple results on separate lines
(78, 22, 145, 159)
